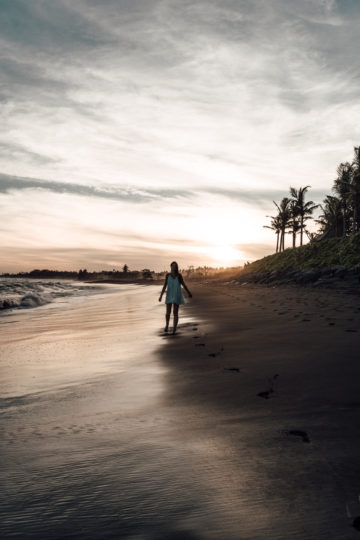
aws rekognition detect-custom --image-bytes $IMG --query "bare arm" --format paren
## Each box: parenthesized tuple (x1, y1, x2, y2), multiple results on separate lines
(159, 275, 168, 302)
(179, 274, 192, 298)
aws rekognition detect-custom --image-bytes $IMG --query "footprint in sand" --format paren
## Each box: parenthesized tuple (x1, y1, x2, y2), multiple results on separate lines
(224, 367, 240, 373)
(208, 346, 224, 358)
(257, 390, 272, 399)
(284, 429, 310, 443)
(257, 374, 279, 399)
(195, 343, 206, 347)
(346, 329, 357, 333)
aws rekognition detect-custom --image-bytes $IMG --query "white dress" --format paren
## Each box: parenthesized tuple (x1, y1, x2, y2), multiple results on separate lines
(165, 274, 185, 305)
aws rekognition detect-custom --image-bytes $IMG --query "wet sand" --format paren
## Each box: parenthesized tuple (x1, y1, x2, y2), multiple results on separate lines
(1, 282, 360, 538)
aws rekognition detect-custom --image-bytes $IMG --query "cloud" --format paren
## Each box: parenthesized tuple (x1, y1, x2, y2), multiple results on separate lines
(1, 0, 360, 270)
(205, 187, 328, 209)
(0, 142, 58, 165)
(1, 1, 359, 192)
(0, 172, 328, 211)
(0, 173, 192, 203)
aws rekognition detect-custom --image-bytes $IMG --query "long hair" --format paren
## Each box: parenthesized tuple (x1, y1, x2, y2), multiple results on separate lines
(170, 261, 179, 275)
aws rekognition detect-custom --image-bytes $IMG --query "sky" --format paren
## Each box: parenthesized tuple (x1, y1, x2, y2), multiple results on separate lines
(1, 0, 360, 272)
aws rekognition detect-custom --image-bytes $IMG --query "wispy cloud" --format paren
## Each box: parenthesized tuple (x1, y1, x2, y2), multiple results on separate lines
(0, 173, 191, 203)
(0, 172, 328, 210)
(2, 0, 359, 187)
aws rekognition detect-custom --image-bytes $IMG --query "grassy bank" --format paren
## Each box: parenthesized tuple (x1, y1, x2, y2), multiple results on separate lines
(238, 233, 360, 278)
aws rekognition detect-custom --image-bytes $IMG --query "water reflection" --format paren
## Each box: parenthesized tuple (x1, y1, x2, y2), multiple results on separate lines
(0, 285, 233, 539)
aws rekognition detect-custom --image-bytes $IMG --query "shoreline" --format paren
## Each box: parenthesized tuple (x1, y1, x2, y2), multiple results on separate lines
(3, 270, 360, 291)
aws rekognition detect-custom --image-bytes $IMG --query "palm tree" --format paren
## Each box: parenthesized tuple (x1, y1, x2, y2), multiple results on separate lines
(333, 162, 352, 236)
(289, 186, 318, 246)
(333, 148, 360, 234)
(288, 199, 301, 248)
(350, 147, 360, 233)
(316, 195, 343, 237)
(273, 197, 292, 252)
(264, 215, 282, 253)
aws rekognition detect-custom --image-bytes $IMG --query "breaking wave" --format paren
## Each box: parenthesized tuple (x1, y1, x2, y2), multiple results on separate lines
(0, 279, 104, 312)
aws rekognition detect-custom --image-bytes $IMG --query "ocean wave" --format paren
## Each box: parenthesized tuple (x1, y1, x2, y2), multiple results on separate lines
(0, 279, 104, 312)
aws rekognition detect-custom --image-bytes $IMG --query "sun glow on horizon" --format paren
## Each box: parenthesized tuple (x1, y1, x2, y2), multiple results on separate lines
(207, 245, 244, 267)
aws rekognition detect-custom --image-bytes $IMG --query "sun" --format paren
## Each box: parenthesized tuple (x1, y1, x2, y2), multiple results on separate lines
(209, 245, 242, 266)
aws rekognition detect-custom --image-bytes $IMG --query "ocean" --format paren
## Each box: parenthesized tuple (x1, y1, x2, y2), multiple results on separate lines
(0, 278, 107, 311)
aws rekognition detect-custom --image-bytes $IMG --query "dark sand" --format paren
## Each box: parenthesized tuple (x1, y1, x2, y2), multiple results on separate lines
(159, 282, 360, 539)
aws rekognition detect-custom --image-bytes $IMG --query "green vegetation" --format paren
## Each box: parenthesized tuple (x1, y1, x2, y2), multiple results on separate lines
(254, 145, 360, 280)
(265, 146, 360, 252)
(265, 186, 318, 252)
(239, 232, 360, 276)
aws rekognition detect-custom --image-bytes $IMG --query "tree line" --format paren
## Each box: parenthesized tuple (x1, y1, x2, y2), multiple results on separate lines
(265, 146, 360, 253)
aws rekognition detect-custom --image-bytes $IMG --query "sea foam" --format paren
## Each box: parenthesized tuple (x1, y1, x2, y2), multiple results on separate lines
(0, 279, 103, 312)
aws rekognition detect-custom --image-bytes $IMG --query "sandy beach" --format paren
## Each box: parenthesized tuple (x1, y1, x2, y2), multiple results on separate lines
(1, 280, 360, 539)
(161, 282, 360, 538)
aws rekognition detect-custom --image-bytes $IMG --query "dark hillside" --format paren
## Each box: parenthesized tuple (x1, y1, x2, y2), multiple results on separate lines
(236, 233, 360, 286)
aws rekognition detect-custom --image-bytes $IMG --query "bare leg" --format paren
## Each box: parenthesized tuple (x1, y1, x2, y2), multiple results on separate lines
(165, 304, 172, 332)
(172, 304, 179, 334)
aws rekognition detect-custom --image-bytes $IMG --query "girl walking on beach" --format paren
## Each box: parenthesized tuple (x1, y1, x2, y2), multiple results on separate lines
(159, 261, 192, 334)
